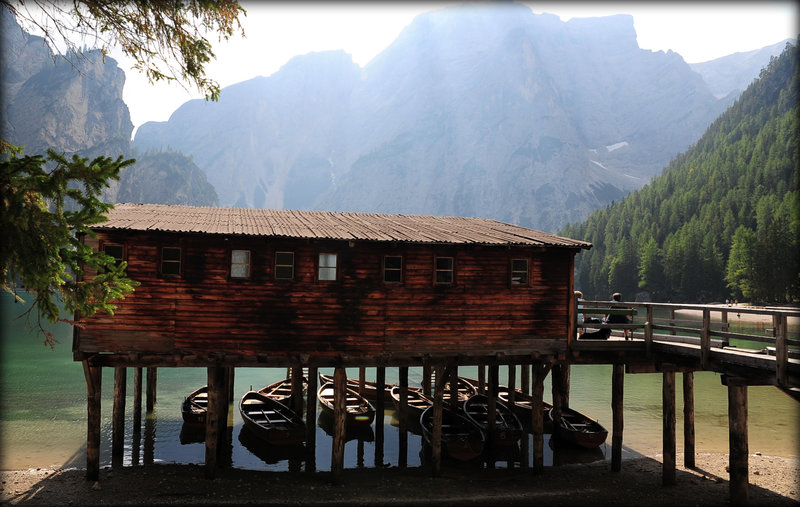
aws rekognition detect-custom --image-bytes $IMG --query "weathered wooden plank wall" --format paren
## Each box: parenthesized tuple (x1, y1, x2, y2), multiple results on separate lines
(77, 232, 575, 361)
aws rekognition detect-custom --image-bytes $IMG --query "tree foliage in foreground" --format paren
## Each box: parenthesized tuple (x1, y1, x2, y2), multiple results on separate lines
(1, 145, 139, 347)
(2, 0, 245, 101)
(561, 44, 799, 304)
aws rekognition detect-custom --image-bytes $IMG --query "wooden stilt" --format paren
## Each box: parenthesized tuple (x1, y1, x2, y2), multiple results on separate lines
(305, 366, 318, 473)
(422, 361, 432, 397)
(478, 363, 486, 394)
(431, 364, 450, 477)
(683, 372, 695, 468)
(487, 364, 499, 462)
(375, 367, 385, 467)
(146, 367, 157, 412)
(611, 364, 624, 472)
(448, 363, 459, 409)
(291, 365, 304, 416)
(133, 367, 143, 436)
(507, 363, 516, 406)
(112, 367, 127, 466)
(551, 364, 564, 425)
(331, 366, 347, 482)
(216, 367, 231, 466)
(520, 362, 529, 396)
(227, 367, 235, 405)
(358, 366, 366, 396)
(530, 360, 551, 474)
(728, 381, 749, 506)
(83, 361, 102, 481)
(398, 366, 409, 469)
(663, 371, 676, 486)
(204, 366, 226, 479)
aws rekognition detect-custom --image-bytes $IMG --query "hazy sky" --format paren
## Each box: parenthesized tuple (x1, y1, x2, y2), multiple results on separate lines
(108, 2, 798, 134)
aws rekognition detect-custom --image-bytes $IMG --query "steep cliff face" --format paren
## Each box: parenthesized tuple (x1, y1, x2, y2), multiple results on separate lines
(1, 8, 218, 207)
(134, 5, 731, 231)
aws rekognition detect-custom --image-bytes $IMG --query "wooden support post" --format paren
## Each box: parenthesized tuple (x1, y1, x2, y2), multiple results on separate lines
(478, 363, 486, 394)
(146, 367, 157, 412)
(775, 314, 788, 387)
(683, 372, 695, 468)
(662, 371, 676, 486)
(422, 361, 432, 397)
(487, 364, 499, 459)
(204, 366, 226, 479)
(448, 364, 459, 410)
(645, 306, 654, 358)
(507, 363, 516, 406)
(291, 365, 304, 416)
(530, 361, 551, 474)
(431, 364, 450, 477)
(331, 366, 347, 482)
(133, 367, 143, 436)
(398, 366, 409, 469)
(83, 361, 102, 481)
(611, 364, 624, 472)
(728, 381, 749, 506)
(227, 367, 235, 404)
(216, 367, 231, 466)
(520, 362, 529, 396)
(305, 366, 318, 473)
(358, 366, 366, 396)
(112, 367, 127, 465)
(375, 367, 385, 467)
(701, 309, 711, 369)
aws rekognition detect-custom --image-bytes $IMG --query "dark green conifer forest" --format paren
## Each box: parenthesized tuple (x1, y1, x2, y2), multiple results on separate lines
(560, 44, 799, 304)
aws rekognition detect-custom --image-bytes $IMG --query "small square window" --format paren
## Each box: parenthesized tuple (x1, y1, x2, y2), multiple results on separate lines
(511, 259, 528, 286)
(275, 251, 295, 280)
(161, 247, 181, 276)
(384, 256, 402, 283)
(103, 244, 124, 267)
(435, 257, 453, 284)
(231, 250, 250, 279)
(318, 253, 337, 281)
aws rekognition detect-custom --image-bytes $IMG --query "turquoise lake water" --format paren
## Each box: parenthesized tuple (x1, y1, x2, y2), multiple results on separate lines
(1, 292, 797, 472)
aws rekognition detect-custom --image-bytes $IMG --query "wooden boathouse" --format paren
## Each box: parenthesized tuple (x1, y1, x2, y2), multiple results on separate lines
(74, 203, 799, 506)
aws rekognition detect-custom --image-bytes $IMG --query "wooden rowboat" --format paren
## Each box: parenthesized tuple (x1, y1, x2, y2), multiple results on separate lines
(317, 382, 376, 426)
(548, 406, 608, 449)
(496, 386, 554, 433)
(462, 393, 523, 447)
(420, 405, 485, 462)
(257, 376, 306, 402)
(318, 372, 394, 402)
(181, 385, 208, 428)
(390, 385, 432, 422)
(239, 391, 305, 446)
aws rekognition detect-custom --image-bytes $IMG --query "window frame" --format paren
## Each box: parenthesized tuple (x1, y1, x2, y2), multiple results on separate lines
(434, 256, 454, 285)
(160, 246, 182, 277)
(318, 252, 338, 282)
(230, 249, 251, 280)
(383, 255, 403, 284)
(274, 251, 295, 281)
(102, 243, 125, 267)
(511, 258, 529, 287)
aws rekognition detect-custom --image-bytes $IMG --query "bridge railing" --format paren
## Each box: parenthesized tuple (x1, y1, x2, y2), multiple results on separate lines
(576, 300, 800, 386)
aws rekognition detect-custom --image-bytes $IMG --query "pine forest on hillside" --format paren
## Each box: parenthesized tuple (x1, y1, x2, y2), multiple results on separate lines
(560, 44, 799, 304)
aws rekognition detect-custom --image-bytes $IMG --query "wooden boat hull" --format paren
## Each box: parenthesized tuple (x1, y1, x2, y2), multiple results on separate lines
(389, 385, 432, 430)
(496, 386, 554, 433)
(181, 385, 208, 428)
(257, 376, 306, 403)
(239, 391, 305, 446)
(548, 407, 608, 449)
(318, 372, 394, 402)
(462, 394, 523, 447)
(317, 382, 376, 426)
(420, 405, 485, 462)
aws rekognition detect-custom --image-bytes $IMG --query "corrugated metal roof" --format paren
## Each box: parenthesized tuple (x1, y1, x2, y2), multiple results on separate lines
(93, 203, 592, 249)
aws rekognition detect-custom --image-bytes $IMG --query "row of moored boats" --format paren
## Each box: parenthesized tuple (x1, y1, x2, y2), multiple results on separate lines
(182, 373, 608, 462)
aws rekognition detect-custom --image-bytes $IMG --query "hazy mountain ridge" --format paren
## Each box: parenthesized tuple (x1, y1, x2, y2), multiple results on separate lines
(1, 8, 218, 208)
(134, 5, 741, 231)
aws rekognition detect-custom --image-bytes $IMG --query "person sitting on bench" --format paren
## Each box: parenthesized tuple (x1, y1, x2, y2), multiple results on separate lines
(605, 292, 631, 339)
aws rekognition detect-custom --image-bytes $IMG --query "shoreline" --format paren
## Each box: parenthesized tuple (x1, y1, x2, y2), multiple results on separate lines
(1, 453, 798, 506)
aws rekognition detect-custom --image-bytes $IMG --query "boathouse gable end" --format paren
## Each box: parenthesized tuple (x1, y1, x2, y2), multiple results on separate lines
(74, 204, 591, 366)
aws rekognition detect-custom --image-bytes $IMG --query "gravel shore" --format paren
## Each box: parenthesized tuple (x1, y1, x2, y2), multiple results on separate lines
(2, 453, 798, 506)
